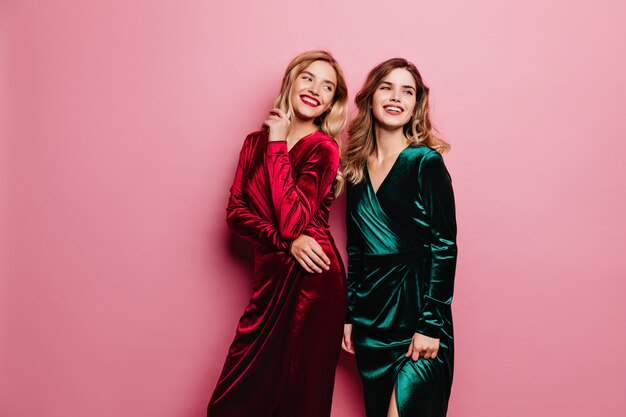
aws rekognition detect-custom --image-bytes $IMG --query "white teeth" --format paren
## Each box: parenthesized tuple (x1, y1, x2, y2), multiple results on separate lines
(302, 96, 319, 105)
(386, 106, 401, 112)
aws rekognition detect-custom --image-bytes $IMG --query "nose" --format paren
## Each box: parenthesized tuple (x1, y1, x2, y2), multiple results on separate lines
(390, 88, 401, 102)
(308, 83, 321, 96)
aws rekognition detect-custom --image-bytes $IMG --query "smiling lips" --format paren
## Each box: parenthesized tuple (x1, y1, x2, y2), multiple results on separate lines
(383, 105, 404, 115)
(300, 94, 321, 107)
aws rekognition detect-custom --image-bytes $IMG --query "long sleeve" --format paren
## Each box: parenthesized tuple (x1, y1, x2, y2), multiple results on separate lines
(226, 136, 289, 252)
(416, 151, 458, 339)
(345, 183, 364, 324)
(265, 139, 339, 240)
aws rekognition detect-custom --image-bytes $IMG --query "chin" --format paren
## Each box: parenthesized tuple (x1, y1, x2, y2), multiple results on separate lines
(294, 109, 322, 121)
(378, 120, 405, 130)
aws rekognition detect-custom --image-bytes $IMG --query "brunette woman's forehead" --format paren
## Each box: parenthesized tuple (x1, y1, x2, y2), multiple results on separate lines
(379, 68, 416, 87)
(379, 80, 416, 91)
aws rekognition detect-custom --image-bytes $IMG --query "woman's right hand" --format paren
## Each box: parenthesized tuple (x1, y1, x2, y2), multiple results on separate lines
(342, 324, 354, 354)
(290, 234, 330, 273)
(263, 108, 290, 142)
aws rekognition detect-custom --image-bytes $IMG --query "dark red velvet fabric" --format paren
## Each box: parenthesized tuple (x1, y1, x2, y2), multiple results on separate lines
(207, 130, 347, 417)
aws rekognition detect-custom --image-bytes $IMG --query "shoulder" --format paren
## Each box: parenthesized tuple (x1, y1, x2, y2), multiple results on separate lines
(346, 178, 366, 193)
(244, 130, 268, 145)
(345, 179, 365, 206)
(240, 130, 269, 154)
(403, 144, 441, 161)
(310, 131, 339, 151)
(307, 131, 340, 161)
(402, 145, 445, 169)
(410, 146, 452, 184)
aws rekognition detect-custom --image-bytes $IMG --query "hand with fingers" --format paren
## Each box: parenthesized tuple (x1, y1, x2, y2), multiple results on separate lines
(263, 108, 290, 142)
(290, 234, 330, 274)
(406, 332, 440, 361)
(341, 323, 355, 354)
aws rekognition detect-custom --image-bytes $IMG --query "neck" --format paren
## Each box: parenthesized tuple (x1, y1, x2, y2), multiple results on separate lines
(373, 125, 409, 160)
(287, 117, 318, 143)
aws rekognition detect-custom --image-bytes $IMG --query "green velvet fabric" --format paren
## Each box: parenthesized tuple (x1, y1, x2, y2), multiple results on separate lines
(346, 145, 457, 417)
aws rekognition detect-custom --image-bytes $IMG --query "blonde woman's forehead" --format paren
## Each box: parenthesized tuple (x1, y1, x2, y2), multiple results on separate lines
(301, 60, 337, 86)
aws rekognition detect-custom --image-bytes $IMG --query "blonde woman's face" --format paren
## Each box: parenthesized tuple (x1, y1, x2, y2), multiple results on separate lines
(371, 68, 416, 130)
(289, 60, 337, 122)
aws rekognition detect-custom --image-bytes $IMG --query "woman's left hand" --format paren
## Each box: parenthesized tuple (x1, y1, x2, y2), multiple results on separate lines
(263, 108, 290, 142)
(341, 323, 355, 354)
(290, 234, 330, 273)
(406, 332, 440, 361)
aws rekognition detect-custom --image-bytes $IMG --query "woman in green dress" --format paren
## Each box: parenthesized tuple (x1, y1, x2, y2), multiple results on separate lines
(341, 58, 457, 417)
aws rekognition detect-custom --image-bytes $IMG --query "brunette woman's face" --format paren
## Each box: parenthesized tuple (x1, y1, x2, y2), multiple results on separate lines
(289, 60, 337, 122)
(371, 68, 417, 130)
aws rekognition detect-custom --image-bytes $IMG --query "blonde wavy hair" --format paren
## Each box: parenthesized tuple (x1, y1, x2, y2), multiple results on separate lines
(273, 50, 348, 193)
(343, 58, 450, 184)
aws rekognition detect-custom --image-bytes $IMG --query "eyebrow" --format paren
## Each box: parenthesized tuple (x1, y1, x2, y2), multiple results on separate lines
(380, 81, 416, 91)
(302, 71, 336, 87)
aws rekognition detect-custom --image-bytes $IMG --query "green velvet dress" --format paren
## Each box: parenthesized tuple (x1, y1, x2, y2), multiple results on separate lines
(345, 145, 457, 417)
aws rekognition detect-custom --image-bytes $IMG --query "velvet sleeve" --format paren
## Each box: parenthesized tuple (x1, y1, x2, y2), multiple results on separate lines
(415, 151, 458, 339)
(265, 140, 340, 240)
(345, 183, 364, 324)
(226, 136, 289, 252)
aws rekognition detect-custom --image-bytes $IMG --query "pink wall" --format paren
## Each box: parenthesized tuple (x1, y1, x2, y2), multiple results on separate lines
(3, 1, 626, 416)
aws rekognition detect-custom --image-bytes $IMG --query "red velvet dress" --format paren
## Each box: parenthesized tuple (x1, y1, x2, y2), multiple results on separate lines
(207, 130, 347, 417)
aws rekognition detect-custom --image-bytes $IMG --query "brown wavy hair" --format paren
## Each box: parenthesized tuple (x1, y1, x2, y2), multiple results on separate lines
(273, 50, 348, 194)
(343, 58, 450, 184)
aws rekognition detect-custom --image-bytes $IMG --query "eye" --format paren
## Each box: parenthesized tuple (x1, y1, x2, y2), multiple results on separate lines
(302, 75, 313, 82)
(380, 86, 391, 90)
(323, 84, 334, 93)
(404, 90, 414, 96)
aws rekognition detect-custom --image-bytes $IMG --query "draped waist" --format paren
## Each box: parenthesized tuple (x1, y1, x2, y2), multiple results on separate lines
(362, 245, 430, 267)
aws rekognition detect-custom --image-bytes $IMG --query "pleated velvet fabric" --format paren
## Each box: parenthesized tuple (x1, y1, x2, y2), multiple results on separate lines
(346, 145, 458, 417)
(207, 130, 347, 417)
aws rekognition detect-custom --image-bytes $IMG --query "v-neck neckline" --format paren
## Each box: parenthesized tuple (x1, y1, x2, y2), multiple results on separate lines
(287, 130, 318, 153)
(366, 146, 410, 196)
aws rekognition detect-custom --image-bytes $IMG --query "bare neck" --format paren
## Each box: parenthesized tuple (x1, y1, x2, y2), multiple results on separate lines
(373, 126, 409, 161)
(287, 117, 318, 146)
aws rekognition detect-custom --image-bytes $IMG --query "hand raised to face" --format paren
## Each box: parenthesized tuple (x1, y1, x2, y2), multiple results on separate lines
(263, 108, 290, 142)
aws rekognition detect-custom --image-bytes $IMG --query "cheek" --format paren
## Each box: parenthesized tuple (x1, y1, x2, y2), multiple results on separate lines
(321, 91, 335, 109)
(290, 85, 301, 99)
(372, 92, 384, 107)
(291, 80, 306, 96)
(371, 106, 386, 123)
(405, 101, 417, 117)
(292, 78, 305, 89)
(288, 90, 298, 107)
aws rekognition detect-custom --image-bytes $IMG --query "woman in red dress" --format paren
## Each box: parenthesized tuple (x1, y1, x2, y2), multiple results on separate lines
(207, 50, 349, 417)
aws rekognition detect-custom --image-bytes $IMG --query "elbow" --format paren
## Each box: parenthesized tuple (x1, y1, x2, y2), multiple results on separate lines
(226, 216, 235, 233)
(226, 208, 239, 233)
